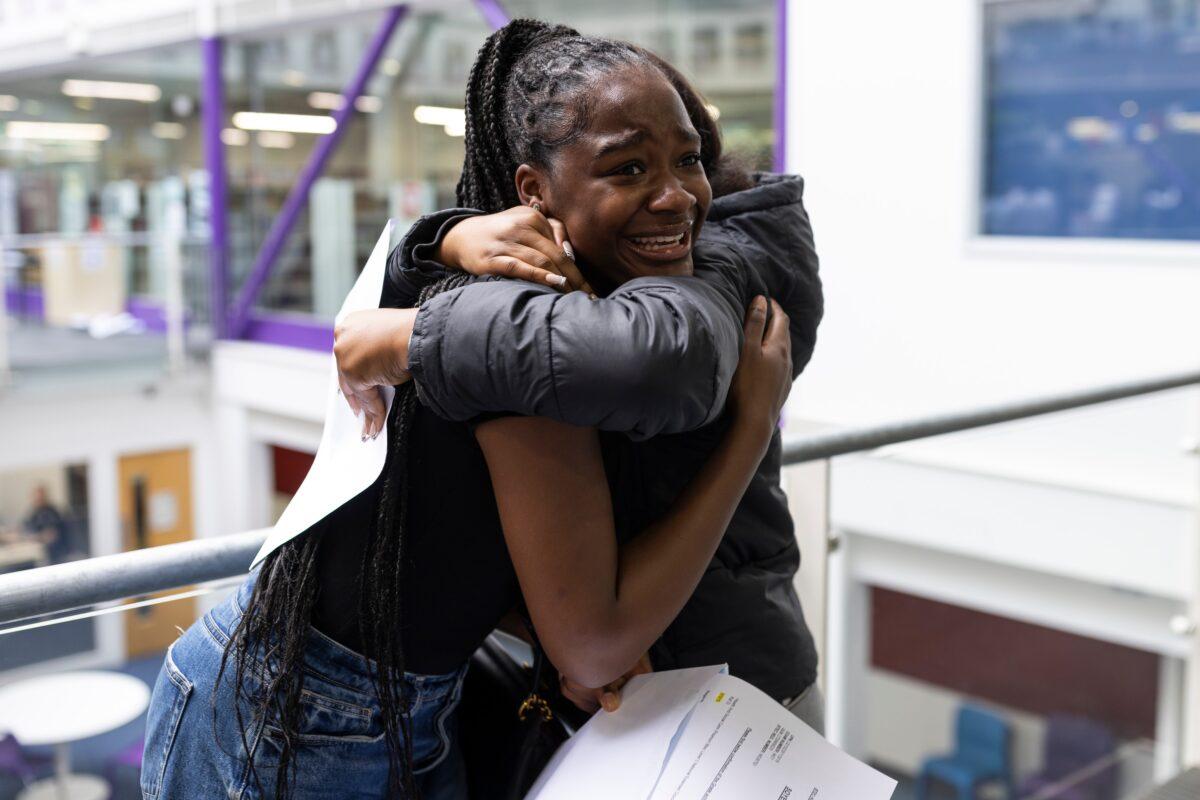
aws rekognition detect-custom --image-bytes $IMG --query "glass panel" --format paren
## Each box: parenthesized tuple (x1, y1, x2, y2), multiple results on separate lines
(982, 0, 1200, 240)
(240, 0, 778, 320)
(226, 5, 490, 320)
(0, 43, 212, 384)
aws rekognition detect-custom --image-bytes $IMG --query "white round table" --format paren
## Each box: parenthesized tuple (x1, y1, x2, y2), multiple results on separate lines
(0, 670, 151, 800)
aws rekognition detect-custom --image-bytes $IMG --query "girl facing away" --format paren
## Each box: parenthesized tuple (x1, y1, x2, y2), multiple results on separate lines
(141, 20, 802, 800)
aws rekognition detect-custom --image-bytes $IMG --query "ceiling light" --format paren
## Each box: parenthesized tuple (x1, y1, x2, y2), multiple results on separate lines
(232, 111, 336, 134)
(307, 92, 381, 113)
(443, 120, 465, 137)
(381, 58, 401, 76)
(62, 79, 161, 103)
(705, 103, 720, 120)
(0, 95, 19, 112)
(281, 69, 306, 87)
(152, 121, 186, 140)
(1066, 116, 1117, 142)
(1167, 111, 1200, 134)
(221, 127, 249, 146)
(414, 105, 464, 128)
(256, 131, 294, 149)
(6, 121, 111, 141)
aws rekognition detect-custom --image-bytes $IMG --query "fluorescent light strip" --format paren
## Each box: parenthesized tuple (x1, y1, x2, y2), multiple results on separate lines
(5, 121, 111, 141)
(0, 95, 18, 112)
(62, 79, 161, 103)
(152, 121, 186, 139)
(232, 111, 335, 135)
(307, 92, 381, 113)
(414, 105, 465, 128)
(256, 131, 295, 149)
(221, 128, 249, 146)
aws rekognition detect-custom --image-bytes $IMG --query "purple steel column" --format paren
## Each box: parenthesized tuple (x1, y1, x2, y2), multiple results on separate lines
(201, 37, 230, 339)
(228, 4, 409, 338)
(773, 0, 788, 172)
(473, 0, 510, 30)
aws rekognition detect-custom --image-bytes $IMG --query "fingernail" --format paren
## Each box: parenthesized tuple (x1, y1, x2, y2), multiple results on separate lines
(563, 241, 575, 261)
(601, 693, 618, 712)
(547, 274, 568, 287)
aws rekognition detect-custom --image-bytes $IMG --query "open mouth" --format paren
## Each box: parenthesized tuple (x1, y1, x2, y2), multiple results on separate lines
(623, 226, 692, 263)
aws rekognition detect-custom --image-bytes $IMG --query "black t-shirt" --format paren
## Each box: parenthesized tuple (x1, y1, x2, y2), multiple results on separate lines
(311, 405, 520, 676)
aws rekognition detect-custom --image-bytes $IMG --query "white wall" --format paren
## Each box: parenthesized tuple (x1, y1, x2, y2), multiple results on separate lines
(786, 0, 1200, 431)
(0, 371, 221, 676)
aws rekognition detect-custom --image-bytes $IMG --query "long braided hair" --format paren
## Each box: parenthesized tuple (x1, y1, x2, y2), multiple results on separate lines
(217, 18, 746, 800)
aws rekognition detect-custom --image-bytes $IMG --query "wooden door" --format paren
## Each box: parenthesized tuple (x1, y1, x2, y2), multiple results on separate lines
(118, 448, 196, 659)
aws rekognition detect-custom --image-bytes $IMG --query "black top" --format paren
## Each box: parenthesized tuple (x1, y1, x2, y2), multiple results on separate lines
(311, 405, 520, 676)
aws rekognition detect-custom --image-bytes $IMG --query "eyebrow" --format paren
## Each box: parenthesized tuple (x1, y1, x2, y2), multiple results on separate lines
(592, 126, 702, 161)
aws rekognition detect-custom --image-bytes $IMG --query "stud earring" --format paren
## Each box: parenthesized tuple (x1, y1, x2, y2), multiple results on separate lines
(531, 202, 542, 213)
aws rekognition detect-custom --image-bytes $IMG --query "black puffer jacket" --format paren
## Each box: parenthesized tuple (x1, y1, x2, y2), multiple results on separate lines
(386, 173, 822, 700)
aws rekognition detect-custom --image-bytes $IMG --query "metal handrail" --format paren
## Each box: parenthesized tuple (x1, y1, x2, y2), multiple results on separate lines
(2, 368, 1199, 627)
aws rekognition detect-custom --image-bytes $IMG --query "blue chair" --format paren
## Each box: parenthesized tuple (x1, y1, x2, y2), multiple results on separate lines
(917, 705, 1014, 800)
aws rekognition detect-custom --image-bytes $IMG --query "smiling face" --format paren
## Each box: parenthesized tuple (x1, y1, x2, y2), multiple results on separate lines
(514, 63, 712, 291)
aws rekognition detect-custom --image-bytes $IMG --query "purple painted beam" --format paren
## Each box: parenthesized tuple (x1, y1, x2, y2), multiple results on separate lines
(243, 313, 334, 352)
(227, 4, 409, 338)
(201, 37, 230, 340)
(773, 0, 788, 172)
(473, 0, 510, 31)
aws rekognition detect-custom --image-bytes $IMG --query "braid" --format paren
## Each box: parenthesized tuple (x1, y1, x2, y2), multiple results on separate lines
(218, 272, 477, 799)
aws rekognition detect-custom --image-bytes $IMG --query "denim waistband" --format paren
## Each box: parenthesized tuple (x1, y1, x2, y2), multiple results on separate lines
(206, 572, 464, 699)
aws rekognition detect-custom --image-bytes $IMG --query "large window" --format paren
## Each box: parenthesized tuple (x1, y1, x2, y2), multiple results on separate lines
(982, 0, 1200, 240)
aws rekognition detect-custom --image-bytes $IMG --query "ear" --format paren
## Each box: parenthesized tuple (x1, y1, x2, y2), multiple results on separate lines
(514, 163, 549, 210)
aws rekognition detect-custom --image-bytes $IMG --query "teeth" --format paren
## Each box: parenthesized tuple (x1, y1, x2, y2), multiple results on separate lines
(630, 232, 685, 248)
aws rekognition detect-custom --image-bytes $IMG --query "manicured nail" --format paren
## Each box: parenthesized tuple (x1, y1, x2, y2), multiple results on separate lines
(547, 274, 568, 287)
(601, 693, 618, 712)
(562, 241, 575, 261)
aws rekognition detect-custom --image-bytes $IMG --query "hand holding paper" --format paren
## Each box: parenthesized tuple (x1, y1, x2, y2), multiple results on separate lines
(526, 666, 896, 800)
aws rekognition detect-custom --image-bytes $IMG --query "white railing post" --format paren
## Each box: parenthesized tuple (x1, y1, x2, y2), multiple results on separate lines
(163, 232, 186, 375)
(0, 265, 11, 388)
(1185, 398, 1200, 766)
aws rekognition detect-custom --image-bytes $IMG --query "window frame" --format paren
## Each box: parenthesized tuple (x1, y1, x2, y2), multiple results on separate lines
(966, 0, 1200, 265)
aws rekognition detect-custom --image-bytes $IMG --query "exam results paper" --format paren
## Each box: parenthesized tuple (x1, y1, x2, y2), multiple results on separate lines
(649, 673, 896, 800)
(526, 666, 896, 800)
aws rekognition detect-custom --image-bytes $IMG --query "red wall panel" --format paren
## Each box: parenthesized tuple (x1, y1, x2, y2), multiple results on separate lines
(870, 587, 1159, 739)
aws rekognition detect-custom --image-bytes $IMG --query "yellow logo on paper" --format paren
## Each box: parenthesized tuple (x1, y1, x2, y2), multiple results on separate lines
(715, 692, 725, 703)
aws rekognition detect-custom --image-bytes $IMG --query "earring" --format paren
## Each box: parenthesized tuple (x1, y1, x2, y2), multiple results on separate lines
(531, 202, 542, 213)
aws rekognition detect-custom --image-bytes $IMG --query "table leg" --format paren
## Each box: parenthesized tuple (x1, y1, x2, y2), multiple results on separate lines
(53, 743, 69, 800)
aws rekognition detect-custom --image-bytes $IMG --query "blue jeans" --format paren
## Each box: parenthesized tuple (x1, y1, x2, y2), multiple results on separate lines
(140, 575, 468, 799)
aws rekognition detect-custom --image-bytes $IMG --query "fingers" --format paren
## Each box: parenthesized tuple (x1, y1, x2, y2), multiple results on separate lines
(500, 245, 571, 291)
(337, 373, 362, 417)
(359, 386, 387, 440)
(765, 298, 790, 351)
(559, 675, 600, 714)
(542, 218, 596, 295)
(743, 295, 768, 346)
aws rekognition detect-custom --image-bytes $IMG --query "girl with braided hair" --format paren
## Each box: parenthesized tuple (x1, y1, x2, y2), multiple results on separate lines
(142, 18, 805, 800)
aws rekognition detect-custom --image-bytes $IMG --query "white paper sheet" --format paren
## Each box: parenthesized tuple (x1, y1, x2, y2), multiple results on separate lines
(525, 665, 728, 800)
(526, 668, 896, 800)
(250, 223, 396, 569)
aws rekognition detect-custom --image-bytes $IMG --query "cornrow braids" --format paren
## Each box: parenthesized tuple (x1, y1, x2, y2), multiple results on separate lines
(216, 272, 477, 800)
(457, 19, 751, 213)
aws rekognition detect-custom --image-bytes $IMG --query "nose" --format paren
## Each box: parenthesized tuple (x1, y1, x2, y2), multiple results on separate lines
(646, 175, 695, 216)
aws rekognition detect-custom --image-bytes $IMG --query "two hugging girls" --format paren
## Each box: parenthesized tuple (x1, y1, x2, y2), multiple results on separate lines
(141, 18, 822, 800)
